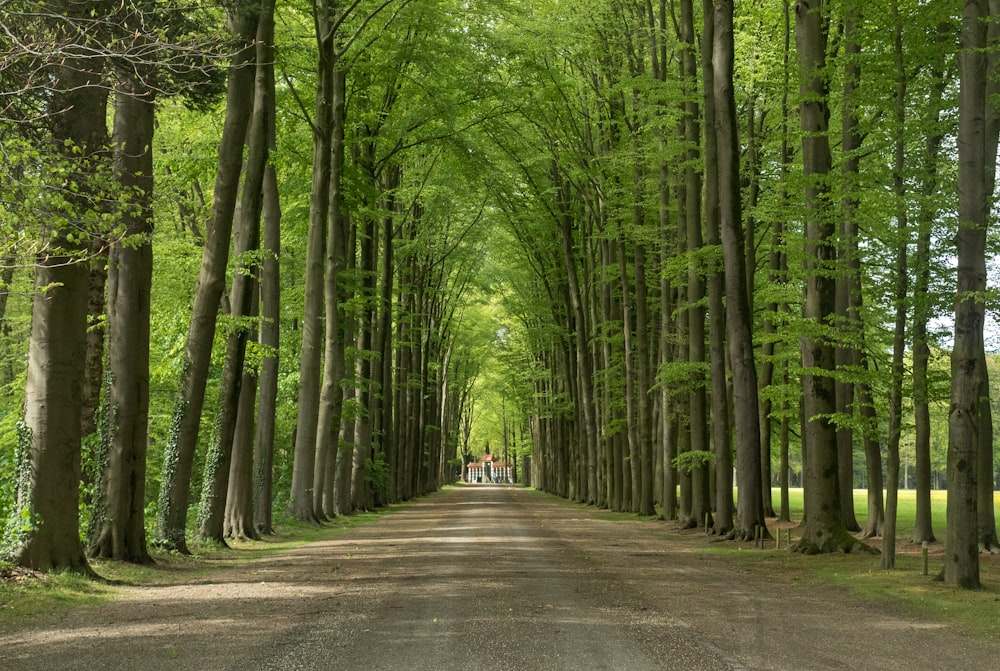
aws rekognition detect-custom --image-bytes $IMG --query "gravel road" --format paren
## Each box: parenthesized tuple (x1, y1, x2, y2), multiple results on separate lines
(1, 485, 997, 670)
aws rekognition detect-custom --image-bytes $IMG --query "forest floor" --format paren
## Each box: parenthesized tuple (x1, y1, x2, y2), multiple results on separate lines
(1, 485, 999, 670)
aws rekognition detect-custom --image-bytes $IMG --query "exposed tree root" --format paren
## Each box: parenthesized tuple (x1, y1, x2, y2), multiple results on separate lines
(790, 527, 877, 555)
(979, 541, 1000, 554)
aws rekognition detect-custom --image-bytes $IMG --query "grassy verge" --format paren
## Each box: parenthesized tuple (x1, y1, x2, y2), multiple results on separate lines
(0, 506, 396, 626)
(696, 537, 1000, 640)
(527, 485, 1000, 639)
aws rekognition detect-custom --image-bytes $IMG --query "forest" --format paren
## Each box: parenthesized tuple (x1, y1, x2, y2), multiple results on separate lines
(0, 0, 997, 591)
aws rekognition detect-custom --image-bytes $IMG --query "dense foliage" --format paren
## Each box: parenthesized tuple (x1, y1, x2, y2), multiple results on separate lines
(0, 0, 997, 587)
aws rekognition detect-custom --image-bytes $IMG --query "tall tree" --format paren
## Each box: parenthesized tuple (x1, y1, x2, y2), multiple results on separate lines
(252, 102, 281, 534)
(14, 0, 110, 575)
(941, 0, 989, 589)
(833, 0, 863, 535)
(156, 1, 260, 552)
(976, 0, 1000, 554)
(713, 0, 765, 541)
(702, 0, 734, 535)
(792, 0, 861, 554)
(882, 0, 908, 570)
(909, 20, 948, 542)
(88, 18, 157, 563)
(288, 0, 337, 524)
(677, 0, 711, 529)
(220, 0, 277, 542)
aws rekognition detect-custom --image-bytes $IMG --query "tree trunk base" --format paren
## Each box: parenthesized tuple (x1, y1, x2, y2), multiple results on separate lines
(791, 528, 876, 555)
(726, 526, 771, 543)
(979, 541, 1000, 554)
(858, 517, 883, 539)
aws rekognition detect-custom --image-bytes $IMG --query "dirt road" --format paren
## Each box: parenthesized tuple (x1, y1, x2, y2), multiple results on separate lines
(1, 485, 996, 670)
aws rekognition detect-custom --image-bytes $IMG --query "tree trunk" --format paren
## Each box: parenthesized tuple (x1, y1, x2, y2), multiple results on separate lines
(762, 0, 793, 525)
(224, 319, 260, 541)
(289, 1, 337, 524)
(792, 0, 861, 554)
(976, 0, 1000, 554)
(976, 352, 999, 551)
(678, 0, 710, 530)
(88, 62, 155, 565)
(15, 12, 108, 573)
(82, 247, 107, 442)
(942, 0, 988, 589)
(633, 221, 655, 517)
(702, 0, 733, 535)
(156, 4, 259, 552)
(375, 168, 398, 503)
(882, 0, 907, 570)
(253, 11, 283, 537)
(196, 2, 270, 544)
(910, 18, 949, 546)
(555, 168, 599, 506)
(714, 0, 765, 541)
(315, 65, 348, 519)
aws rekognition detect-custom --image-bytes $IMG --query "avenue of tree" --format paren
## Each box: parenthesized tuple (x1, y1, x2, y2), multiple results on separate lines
(0, 0, 998, 590)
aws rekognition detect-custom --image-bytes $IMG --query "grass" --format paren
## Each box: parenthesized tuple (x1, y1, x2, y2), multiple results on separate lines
(777, 487, 982, 536)
(532, 485, 1000, 639)
(699, 488, 1000, 640)
(0, 505, 397, 626)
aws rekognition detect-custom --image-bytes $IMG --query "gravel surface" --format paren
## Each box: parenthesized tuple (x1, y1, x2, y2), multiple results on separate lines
(1, 485, 997, 670)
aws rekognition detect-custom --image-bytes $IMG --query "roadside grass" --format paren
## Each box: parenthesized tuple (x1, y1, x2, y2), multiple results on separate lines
(527, 484, 1000, 639)
(0, 505, 397, 625)
(694, 488, 1000, 640)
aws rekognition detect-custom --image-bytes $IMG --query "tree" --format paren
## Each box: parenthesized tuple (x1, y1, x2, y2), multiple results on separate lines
(702, 0, 734, 535)
(199, 0, 276, 544)
(13, 0, 111, 575)
(712, 0, 765, 541)
(156, 1, 259, 552)
(882, 0, 908, 570)
(88, 17, 157, 564)
(941, 0, 990, 589)
(252, 7, 283, 537)
(792, 0, 864, 554)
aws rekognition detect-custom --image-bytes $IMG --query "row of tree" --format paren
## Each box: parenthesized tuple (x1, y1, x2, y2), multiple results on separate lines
(0, 0, 997, 593)
(477, 0, 999, 590)
(0, 0, 502, 576)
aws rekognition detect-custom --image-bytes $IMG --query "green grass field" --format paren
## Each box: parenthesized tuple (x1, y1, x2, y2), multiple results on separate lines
(774, 487, 1000, 540)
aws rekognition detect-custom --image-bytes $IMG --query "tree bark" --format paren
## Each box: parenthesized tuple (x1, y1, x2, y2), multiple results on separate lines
(941, 0, 988, 589)
(314, 64, 348, 519)
(763, 0, 793, 525)
(88, 59, 155, 565)
(155, 2, 259, 552)
(555, 167, 599, 506)
(15, 4, 108, 573)
(290, 0, 340, 524)
(253, 7, 283, 537)
(792, 0, 862, 554)
(224, 315, 260, 541)
(910, 17, 949, 546)
(833, 1, 863, 533)
(702, 0, 733, 535)
(677, 0, 710, 530)
(883, 0, 907, 569)
(976, 0, 1000, 554)
(196, 1, 271, 544)
(714, 0, 765, 541)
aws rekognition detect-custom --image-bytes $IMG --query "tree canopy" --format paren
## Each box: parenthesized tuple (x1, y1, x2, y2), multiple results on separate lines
(0, 0, 997, 590)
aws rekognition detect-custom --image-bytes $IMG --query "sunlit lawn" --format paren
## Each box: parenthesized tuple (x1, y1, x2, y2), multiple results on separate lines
(773, 487, 1000, 541)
